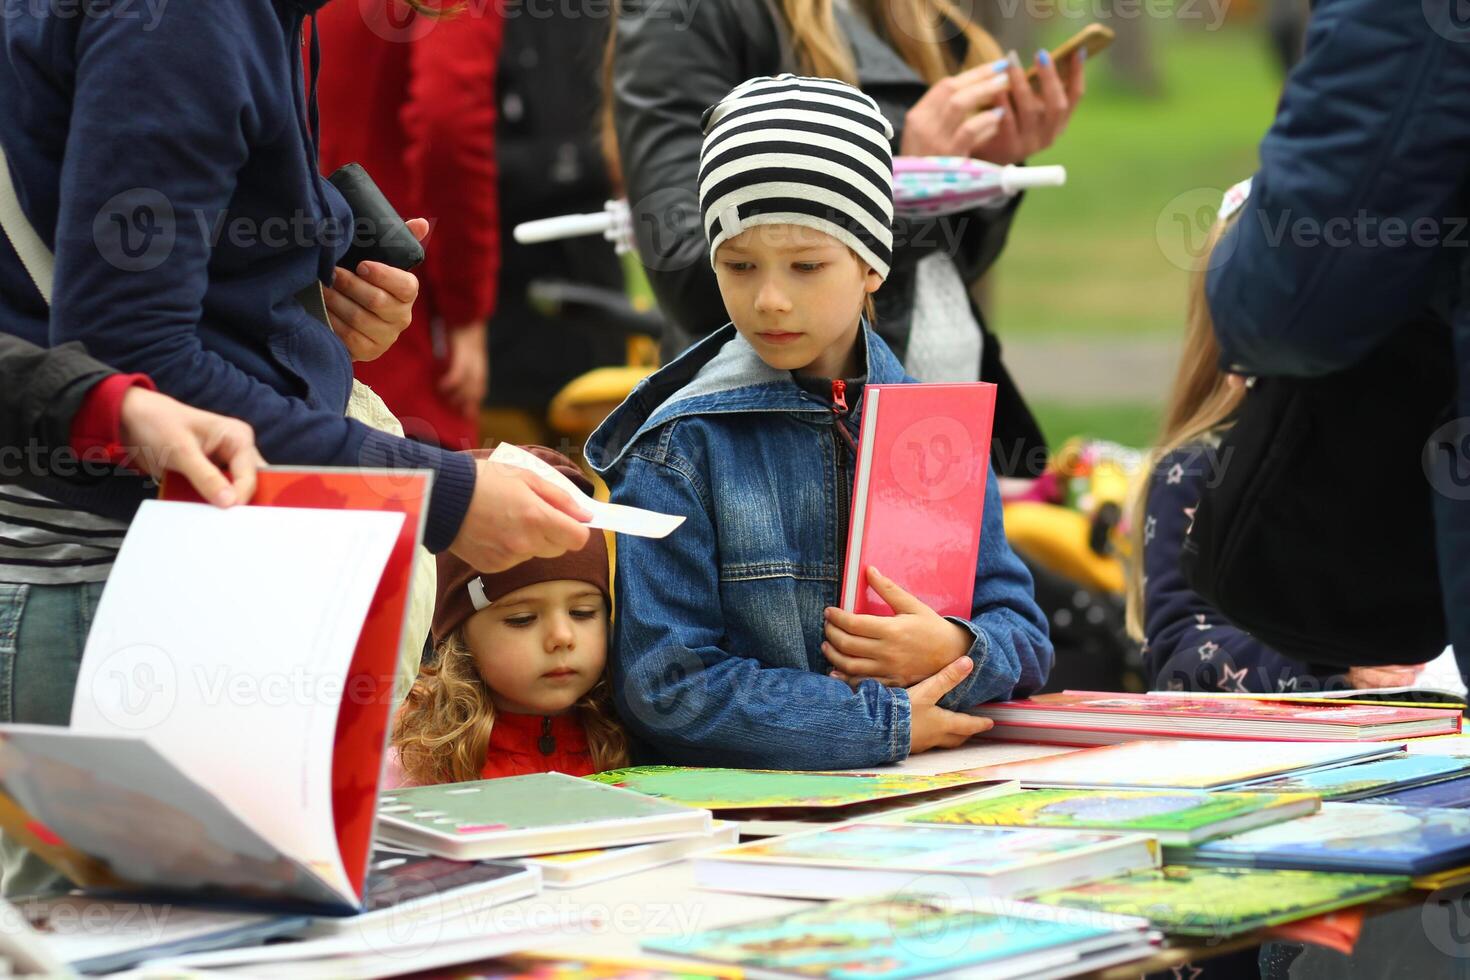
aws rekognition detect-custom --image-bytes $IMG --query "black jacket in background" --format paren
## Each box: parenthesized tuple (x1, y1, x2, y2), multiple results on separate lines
(610, 0, 1047, 474)
(489, 10, 626, 412)
(0, 334, 114, 488)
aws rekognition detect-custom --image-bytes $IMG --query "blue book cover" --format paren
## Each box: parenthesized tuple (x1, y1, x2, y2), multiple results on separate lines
(1182, 803, 1470, 875)
(644, 894, 1134, 980)
(1362, 775, 1470, 809)
(1236, 755, 1470, 801)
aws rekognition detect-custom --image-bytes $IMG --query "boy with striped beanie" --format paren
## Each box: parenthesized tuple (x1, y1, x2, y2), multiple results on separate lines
(696, 74, 893, 378)
(585, 74, 1050, 771)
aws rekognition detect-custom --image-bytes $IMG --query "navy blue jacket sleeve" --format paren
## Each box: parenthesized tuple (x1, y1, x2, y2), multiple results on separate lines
(1206, 0, 1470, 376)
(43, 2, 474, 550)
(1140, 445, 1344, 694)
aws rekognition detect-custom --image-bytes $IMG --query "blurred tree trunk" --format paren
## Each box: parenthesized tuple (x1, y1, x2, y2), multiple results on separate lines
(1099, 2, 1162, 96)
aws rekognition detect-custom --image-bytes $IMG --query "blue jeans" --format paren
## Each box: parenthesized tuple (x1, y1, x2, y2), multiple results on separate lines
(0, 580, 107, 898)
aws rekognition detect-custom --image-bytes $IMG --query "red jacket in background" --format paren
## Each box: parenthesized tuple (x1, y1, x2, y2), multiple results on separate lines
(313, 1, 502, 448)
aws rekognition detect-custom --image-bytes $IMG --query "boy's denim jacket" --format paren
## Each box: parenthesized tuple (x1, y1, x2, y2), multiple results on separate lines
(586, 322, 1053, 769)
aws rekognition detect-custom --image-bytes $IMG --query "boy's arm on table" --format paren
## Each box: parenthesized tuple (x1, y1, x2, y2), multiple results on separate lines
(1140, 449, 1335, 693)
(49, 5, 474, 550)
(940, 465, 1054, 709)
(609, 452, 912, 769)
(1206, 0, 1470, 376)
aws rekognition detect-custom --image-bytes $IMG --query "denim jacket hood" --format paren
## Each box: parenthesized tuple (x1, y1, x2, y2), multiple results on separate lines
(587, 322, 1052, 770)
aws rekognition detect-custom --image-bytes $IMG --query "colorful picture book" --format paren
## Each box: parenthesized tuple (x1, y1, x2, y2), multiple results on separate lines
(522, 822, 739, 888)
(0, 471, 431, 914)
(693, 821, 1158, 900)
(968, 691, 1460, 744)
(840, 382, 996, 619)
(1363, 775, 1470, 809)
(644, 893, 1156, 980)
(1234, 754, 1470, 801)
(1182, 802, 1470, 875)
(895, 787, 1319, 846)
(375, 773, 712, 860)
(585, 767, 1015, 834)
(960, 739, 1401, 791)
(1028, 865, 1408, 939)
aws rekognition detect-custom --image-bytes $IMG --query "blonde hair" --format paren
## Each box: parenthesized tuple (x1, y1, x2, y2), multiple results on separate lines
(600, 0, 1004, 191)
(392, 630, 629, 785)
(1124, 217, 1246, 642)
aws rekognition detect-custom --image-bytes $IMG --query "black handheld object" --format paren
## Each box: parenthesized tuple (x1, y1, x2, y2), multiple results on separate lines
(328, 163, 425, 271)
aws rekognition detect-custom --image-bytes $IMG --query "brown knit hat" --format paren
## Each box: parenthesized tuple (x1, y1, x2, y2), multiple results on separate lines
(432, 446, 610, 643)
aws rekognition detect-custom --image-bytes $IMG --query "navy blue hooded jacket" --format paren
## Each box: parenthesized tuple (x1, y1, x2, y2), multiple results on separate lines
(0, 0, 475, 549)
(1206, 0, 1470, 673)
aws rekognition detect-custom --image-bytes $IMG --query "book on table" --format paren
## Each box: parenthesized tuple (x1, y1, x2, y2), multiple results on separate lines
(892, 786, 1320, 846)
(1362, 774, 1470, 809)
(374, 772, 712, 861)
(1027, 865, 1410, 940)
(0, 894, 308, 977)
(955, 739, 1403, 791)
(1231, 754, 1470, 801)
(1177, 802, 1470, 875)
(583, 765, 1017, 835)
(692, 820, 1159, 900)
(840, 382, 996, 619)
(643, 892, 1157, 980)
(0, 469, 436, 915)
(520, 821, 739, 888)
(298, 850, 541, 938)
(967, 691, 1461, 744)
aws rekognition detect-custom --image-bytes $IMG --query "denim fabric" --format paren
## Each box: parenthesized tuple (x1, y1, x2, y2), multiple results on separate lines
(0, 579, 107, 898)
(587, 323, 1052, 769)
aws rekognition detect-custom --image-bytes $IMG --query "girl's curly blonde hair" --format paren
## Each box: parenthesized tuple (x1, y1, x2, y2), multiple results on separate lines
(392, 630, 629, 785)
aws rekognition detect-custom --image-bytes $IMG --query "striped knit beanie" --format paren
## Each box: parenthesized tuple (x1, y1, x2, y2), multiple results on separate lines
(698, 74, 895, 281)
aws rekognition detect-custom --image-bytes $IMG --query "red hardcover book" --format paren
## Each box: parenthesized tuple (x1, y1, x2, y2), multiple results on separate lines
(969, 691, 1463, 745)
(840, 383, 997, 618)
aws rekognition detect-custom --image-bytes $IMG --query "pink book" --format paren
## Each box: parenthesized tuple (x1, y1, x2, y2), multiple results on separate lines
(840, 382, 997, 618)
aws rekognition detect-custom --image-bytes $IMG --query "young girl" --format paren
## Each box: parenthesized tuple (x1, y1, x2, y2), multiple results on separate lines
(1126, 180, 1432, 695)
(387, 448, 628, 786)
(587, 76, 1052, 771)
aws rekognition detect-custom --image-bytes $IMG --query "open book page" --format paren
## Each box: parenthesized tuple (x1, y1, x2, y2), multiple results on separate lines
(69, 501, 402, 897)
(0, 728, 346, 909)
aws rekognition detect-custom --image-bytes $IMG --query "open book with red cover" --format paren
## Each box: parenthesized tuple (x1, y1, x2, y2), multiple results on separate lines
(840, 383, 997, 618)
(968, 691, 1462, 745)
(0, 467, 429, 915)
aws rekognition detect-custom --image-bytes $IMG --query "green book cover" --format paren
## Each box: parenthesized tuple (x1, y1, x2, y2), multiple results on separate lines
(585, 766, 992, 810)
(1029, 865, 1408, 938)
(378, 772, 701, 838)
(900, 788, 1316, 839)
(1235, 755, 1470, 801)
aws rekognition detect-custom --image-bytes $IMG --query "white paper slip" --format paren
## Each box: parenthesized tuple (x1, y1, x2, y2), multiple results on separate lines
(488, 442, 684, 538)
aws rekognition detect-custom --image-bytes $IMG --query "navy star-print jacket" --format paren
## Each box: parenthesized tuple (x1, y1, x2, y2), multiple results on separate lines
(1139, 438, 1346, 694)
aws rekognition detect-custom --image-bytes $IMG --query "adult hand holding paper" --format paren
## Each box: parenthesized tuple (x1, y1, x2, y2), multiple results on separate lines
(489, 443, 684, 539)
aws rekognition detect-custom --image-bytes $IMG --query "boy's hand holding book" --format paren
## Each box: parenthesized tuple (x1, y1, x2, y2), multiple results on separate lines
(823, 566, 973, 687)
(905, 656, 996, 754)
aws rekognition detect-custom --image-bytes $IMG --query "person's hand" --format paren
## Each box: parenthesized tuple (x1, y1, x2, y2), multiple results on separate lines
(824, 567, 973, 687)
(118, 388, 262, 507)
(973, 48, 1086, 165)
(1347, 664, 1426, 690)
(899, 61, 1012, 158)
(325, 217, 431, 362)
(439, 319, 489, 420)
(449, 459, 594, 572)
(908, 656, 996, 754)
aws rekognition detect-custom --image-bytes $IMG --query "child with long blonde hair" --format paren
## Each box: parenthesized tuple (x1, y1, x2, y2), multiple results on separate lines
(387, 448, 628, 786)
